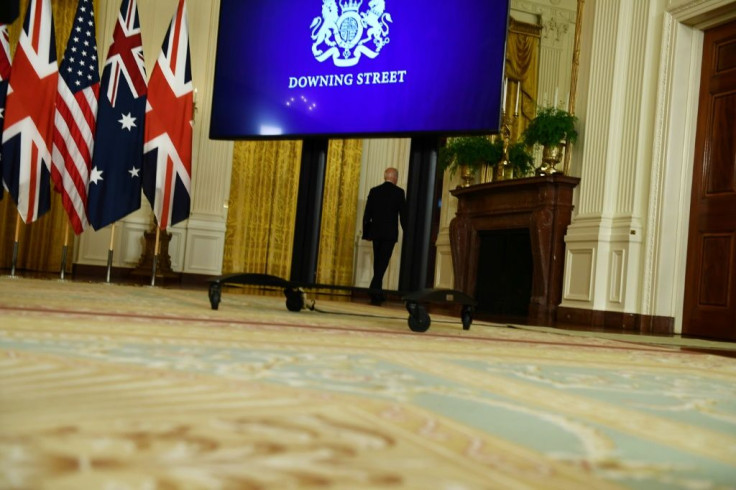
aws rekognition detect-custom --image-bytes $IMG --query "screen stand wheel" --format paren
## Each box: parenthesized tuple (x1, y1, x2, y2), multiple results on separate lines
(406, 302, 431, 332)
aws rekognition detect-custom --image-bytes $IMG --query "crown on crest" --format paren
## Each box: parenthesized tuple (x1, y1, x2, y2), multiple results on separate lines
(340, 0, 362, 12)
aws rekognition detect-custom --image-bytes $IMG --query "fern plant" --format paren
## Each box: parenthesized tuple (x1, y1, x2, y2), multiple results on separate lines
(507, 142, 535, 177)
(438, 137, 504, 177)
(522, 107, 578, 148)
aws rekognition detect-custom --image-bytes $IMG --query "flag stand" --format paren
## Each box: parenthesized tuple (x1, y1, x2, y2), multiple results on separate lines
(151, 225, 160, 287)
(60, 222, 69, 281)
(10, 214, 20, 278)
(106, 223, 116, 283)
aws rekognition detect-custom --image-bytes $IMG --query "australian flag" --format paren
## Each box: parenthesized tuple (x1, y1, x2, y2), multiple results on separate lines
(0, 24, 11, 201)
(143, 0, 193, 230)
(87, 0, 147, 230)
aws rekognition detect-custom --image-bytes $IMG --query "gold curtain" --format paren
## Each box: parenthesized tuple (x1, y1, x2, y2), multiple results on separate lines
(223, 139, 363, 291)
(222, 141, 303, 280)
(315, 139, 362, 287)
(505, 18, 542, 143)
(0, 0, 98, 273)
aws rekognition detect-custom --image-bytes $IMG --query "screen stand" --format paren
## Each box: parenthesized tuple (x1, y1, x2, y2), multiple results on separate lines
(399, 136, 440, 292)
(290, 137, 329, 284)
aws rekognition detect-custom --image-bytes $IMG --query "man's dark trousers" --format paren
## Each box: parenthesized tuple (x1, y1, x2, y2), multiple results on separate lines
(370, 240, 395, 301)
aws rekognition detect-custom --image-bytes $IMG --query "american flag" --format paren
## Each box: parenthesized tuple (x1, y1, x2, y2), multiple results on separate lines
(1, 0, 58, 224)
(0, 24, 11, 201)
(87, 0, 147, 230)
(143, 0, 193, 230)
(51, 0, 100, 234)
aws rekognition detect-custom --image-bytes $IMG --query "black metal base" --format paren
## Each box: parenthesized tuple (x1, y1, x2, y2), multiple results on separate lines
(207, 273, 476, 332)
(402, 289, 476, 331)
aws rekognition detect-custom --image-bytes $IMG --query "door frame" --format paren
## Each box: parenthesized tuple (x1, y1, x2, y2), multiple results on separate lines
(643, 2, 736, 334)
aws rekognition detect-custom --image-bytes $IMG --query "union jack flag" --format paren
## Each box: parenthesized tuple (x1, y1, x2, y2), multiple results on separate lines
(0, 24, 12, 201)
(87, 0, 147, 230)
(51, 0, 99, 234)
(1, 0, 58, 224)
(143, 0, 193, 230)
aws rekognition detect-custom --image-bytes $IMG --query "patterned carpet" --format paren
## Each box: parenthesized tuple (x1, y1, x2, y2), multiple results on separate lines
(0, 276, 735, 489)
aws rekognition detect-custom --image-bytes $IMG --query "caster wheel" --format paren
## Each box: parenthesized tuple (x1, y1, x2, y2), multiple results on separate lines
(285, 289, 304, 312)
(461, 305, 473, 330)
(208, 283, 221, 310)
(407, 303, 431, 332)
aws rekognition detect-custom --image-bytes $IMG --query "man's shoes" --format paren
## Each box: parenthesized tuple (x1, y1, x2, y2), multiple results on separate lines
(370, 295, 384, 306)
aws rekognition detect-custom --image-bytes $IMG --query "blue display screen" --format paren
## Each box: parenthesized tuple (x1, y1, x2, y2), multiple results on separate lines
(210, 0, 509, 139)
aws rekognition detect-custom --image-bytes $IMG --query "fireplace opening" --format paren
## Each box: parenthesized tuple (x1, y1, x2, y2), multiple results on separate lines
(475, 229, 533, 317)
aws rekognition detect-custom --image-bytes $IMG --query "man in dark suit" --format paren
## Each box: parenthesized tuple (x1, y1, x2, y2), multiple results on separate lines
(362, 167, 406, 305)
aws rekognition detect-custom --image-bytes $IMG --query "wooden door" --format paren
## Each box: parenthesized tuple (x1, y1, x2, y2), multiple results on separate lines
(683, 20, 736, 340)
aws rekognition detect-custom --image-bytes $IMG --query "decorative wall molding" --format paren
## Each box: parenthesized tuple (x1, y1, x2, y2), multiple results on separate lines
(575, 0, 620, 216)
(641, 14, 675, 317)
(667, 0, 736, 28)
(542, 14, 571, 43)
(608, 249, 626, 304)
(563, 247, 594, 302)
(641, 14, 702, 331)
(183, 216, 227, 275)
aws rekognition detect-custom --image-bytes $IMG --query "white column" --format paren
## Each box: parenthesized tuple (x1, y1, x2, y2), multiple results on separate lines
(562, 0, 649, 313)
(180, 0, 233, 275)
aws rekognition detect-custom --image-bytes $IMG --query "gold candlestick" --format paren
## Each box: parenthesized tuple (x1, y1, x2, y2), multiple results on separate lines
(495, 111, 516, 181)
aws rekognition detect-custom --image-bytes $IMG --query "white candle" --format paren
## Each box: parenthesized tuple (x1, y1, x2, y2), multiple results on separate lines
(514, 82, 520, 115)
(502, 78, 508, 111)
(554, 87, 559, 108)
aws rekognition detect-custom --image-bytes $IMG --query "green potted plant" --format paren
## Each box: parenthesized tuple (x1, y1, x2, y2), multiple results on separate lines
(438, 136, 503, 186)
(507, 141, 535, 177)
(522, 107, 578, 175)
(522, 107, 578, 147)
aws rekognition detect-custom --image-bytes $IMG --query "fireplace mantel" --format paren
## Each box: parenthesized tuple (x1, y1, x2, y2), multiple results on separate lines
(449, 175, 580, 325)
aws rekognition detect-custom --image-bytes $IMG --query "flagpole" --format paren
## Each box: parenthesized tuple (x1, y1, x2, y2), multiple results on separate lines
(151, 225, 160, 287)
(106, 223, 116, 283)
(60, 221, 69, 281)
(10, 214, 21, 278)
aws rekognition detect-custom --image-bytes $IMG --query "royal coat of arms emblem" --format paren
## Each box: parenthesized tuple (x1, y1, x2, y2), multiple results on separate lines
(310, 0, 392, 67)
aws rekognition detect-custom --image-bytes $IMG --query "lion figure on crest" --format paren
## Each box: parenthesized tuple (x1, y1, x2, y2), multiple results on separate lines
(361, 0, 392, 48)
(311, 0, 339, 56)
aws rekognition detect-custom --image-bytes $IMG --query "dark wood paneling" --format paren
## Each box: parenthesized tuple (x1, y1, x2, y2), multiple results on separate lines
(706, 93, 736, 194)
(557, 306, 675, 336)
(697, 235, 733, 306)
